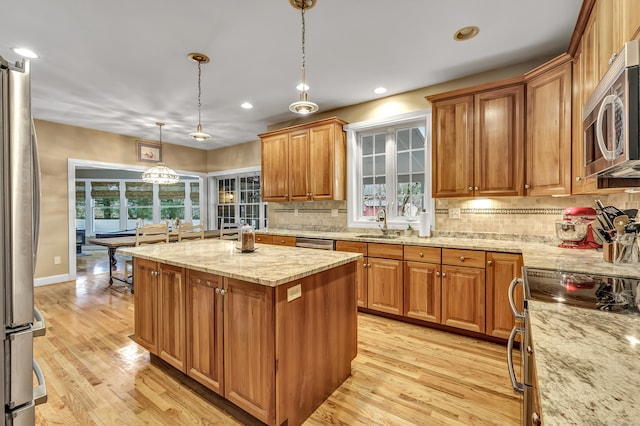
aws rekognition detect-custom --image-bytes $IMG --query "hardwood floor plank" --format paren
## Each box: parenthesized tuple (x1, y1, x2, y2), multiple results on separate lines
(34, 252, 520, 425)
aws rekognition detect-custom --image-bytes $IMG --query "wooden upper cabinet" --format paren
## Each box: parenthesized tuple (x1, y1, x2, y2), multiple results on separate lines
(525, 56, 573, 197)
(261, 133, 289, 201)
(288, 129, 310, 201)
(259, 117, 347, 202)
(431, 95, 474, 197)
(621, 0, 640, 43)
(429, 80, 524, 198)
(474, 85, 525, 197)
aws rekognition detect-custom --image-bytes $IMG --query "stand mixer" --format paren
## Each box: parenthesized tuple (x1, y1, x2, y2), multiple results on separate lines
(556, 207, 602, 249)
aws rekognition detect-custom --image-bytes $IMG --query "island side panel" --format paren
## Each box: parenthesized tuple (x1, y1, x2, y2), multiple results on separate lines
(275, 261, 357, 426)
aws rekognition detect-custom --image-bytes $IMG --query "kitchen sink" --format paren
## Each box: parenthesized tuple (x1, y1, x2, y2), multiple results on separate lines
(356, 234, 399, 239)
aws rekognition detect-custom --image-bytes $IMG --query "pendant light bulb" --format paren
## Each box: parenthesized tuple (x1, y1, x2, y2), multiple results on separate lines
(188, 53, 211, 141)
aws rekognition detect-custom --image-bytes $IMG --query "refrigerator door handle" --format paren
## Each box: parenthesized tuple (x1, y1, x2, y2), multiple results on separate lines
(32, 359, 48, 406)
(32, 119, 41, 265)
(507, 325, 525, 393)
(33, 306, 46, 337)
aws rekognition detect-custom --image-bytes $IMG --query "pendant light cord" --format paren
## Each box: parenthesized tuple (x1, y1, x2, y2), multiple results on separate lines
(197, 61, 203, 126)
(300, 1, 307, 86)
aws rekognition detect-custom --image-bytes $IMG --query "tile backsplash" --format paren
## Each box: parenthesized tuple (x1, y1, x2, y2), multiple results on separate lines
(268, 192, 640, 240)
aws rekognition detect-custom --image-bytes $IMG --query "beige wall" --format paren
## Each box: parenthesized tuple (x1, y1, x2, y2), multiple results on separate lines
(34, 119, 208, 280)
(207, 140, 261, 172)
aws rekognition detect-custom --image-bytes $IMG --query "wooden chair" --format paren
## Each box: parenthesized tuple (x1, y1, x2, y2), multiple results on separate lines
(123, 223, 170, 292)
(177, 222, 205, 242)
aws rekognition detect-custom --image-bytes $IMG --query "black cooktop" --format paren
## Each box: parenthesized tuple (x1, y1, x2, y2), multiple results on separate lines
(524, 267, 640, 315)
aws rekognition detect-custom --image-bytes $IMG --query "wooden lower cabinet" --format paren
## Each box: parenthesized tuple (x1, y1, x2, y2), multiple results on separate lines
(224, 278, 275, 423)
(335, 240, 367, 307)
(485, 252, 524, 339)
(157, 263, 186, 372)
(271, 235, 296, 247)
(133, 258, 185, 371)
(255, 233, 273, 244)
(186, 270, 224, 395)
(441, 265, 486, 333)
(403, 261, 441, 323)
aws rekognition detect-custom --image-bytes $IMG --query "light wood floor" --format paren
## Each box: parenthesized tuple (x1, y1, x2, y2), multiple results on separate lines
(34, 251, 521, 425)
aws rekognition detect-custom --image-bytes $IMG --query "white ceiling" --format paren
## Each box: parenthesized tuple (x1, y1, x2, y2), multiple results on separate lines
(1, 0, 583, 150)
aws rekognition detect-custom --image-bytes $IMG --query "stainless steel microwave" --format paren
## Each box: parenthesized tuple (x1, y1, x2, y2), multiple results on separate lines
(583, 39, 640, 178)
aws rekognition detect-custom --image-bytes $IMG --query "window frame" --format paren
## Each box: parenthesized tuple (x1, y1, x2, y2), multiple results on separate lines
(345, 109, 434, 231)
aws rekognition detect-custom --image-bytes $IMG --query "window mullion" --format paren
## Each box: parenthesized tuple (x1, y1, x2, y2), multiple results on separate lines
(386, 128, 397, 221)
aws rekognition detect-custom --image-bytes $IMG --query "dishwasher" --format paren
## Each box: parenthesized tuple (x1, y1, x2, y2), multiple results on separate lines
(295, 237, 335, 250)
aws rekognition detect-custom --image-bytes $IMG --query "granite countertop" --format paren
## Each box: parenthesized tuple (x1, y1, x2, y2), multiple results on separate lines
(118, 239, 361, 286)
(528, 301, 640, 426)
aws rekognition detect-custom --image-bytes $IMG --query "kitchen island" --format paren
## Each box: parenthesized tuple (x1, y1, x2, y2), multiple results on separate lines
(119, 239, 361, 426)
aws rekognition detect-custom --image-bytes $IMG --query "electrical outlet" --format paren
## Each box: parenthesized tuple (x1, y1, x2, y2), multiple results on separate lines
(449, 208, 461, 219)
(331, 208, 338, 217)
(54, 256, 61, 265)
(294, 208, 299, 216)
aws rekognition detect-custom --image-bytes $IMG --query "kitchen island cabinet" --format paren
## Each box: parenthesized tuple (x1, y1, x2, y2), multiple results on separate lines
(122, 239, 359, 426)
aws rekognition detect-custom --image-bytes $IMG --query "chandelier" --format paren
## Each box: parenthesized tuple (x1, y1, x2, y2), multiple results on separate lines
(289, 0, 319, 115)
(142, 122, 180, 185)
(188, 52, 211, 141)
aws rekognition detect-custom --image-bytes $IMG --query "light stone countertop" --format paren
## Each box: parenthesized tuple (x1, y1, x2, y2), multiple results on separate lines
(118, 238, 361, 286)
(528, 300, 640, 426)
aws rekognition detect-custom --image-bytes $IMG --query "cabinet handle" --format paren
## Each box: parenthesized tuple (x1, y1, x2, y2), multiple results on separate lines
(474, 186, 479, 191)
(419, 252, 424, 257)
(524, 184, 530, 189)
(459, 256, 465, 262)
(487, 260, 493, 266)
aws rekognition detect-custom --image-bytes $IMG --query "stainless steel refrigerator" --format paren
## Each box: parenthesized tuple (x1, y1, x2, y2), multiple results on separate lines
(1, 55, 47, 425)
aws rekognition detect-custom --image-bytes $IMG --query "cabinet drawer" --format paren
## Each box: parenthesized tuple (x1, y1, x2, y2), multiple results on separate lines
(442, 248, 485, 268)
(272, 235, 296, 247)
(404, 246, 441, 263)
(336, 240, 367, 256)
(368, 243, 403, 260)
(255, 234, 273, 244)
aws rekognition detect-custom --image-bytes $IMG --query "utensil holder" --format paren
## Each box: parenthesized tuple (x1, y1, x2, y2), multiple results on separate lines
(613, 233, 638, 264)
(603, 241, 620, 263)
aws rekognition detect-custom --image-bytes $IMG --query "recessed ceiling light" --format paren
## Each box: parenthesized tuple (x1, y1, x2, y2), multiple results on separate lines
(373, 87, 388, 95)
(12, 47, 38, 58)
(241, 102, 253, 109)
(296, 83, 310, 91)
(453, 26, 480, 41)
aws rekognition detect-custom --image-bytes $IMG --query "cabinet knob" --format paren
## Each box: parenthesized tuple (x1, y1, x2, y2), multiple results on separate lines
(215, 288, 221, 294)
(608, 52, 617, 65)
(531, 413, 541, 426)
(459, 256, 465, 262)
(487, 260, 493, 266)
(524, 184, 530, 189)
(220, 288, 227, 295)
(280, 239, 285, 244)
(474, 186, 479, 191)
(442, 272, 446, 278)
(527, 345, 533, 355)
(575, 176, 583, 182)
(468, 186, 473, 191)
(436, 271, 440, 277)
(367, 263, 371, 268)
(419, 252, 424, 257)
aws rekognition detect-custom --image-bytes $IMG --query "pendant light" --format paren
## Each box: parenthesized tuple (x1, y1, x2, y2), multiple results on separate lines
(188, 52, 211, 141)
(142, 122, 180, 185)
(289, 0, 319, 115)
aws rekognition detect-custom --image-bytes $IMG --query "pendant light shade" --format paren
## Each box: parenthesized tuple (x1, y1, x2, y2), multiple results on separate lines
(289, 0, 319, 115)
(142, 122, 180, 185)
(188, 52, 211, 141)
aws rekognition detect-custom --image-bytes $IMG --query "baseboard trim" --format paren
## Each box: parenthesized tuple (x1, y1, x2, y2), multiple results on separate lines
(34, 274, 73, 287)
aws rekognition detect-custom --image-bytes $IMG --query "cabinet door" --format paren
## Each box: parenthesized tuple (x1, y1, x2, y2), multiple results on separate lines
(308, 123, 336, 200)
(525, 60, 572, 196)
(289, 129, 311, 201)
(441, 265, 485, 333)
(158, 263, 186, 372)
(596, 0, 620, 80)
(432, 95, 474, 197)
(367, 257, 403, 315)
(335, 240, 368, 307)
(621, 0, 640, 43)
(485, 252, 523, 339)
(133, 257, 158, 354)
(404, 261, 441, 323)
(224, 278, 275, 424)
(474, 85, 525, 196)
(261, 134, 289, 202)
(186, 270, 224, 395)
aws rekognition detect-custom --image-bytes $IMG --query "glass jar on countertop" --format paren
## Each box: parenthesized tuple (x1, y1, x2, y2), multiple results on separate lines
(238, 223, 255, 253)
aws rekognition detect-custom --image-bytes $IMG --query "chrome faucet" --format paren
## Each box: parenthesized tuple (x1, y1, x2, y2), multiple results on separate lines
(376, 207, 388, 235)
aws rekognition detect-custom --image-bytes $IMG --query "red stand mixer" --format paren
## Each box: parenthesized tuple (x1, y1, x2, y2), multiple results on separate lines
(556, 207, 602, 249)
